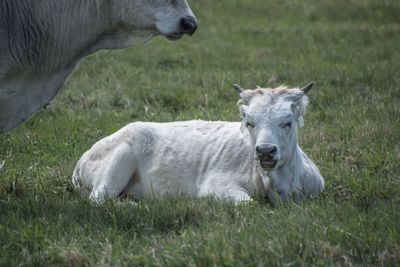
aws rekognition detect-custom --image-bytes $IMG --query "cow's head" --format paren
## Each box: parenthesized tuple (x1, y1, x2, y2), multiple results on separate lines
(234, 83, 314, 171)
(112, 0, 197, 41)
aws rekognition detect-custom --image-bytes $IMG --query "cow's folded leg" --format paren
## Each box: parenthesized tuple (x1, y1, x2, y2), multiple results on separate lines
(227, 190, 253, 204)
(198, 182, 252, 204)
(89, 142, 137, 203)
(90, 187, 114, 202)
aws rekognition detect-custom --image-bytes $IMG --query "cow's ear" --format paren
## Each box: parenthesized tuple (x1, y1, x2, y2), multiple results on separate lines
(291, 95, 309, 116)
(292, 82, 313, 116)
(239, 104, 249, 118)
(234, 84, 254, 105)
(291, 95, 309, 128)
(286, 91, 304, 102)
(286, 82, 315, 102)
(239, 105, 252, 132)
(239, 92, 254, 104)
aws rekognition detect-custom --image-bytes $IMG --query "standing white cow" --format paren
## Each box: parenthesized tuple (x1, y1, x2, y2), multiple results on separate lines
(73, 83, 324, 205)
(0, 0, 197, 133)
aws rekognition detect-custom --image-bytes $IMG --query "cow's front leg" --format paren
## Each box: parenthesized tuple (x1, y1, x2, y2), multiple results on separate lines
(226, 189, 253, 204)
(198, 175, 252, 204)
(198, 187, 252, 204)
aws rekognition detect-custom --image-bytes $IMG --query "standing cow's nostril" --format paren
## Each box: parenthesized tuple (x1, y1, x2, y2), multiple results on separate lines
(180, 16, 197, 35)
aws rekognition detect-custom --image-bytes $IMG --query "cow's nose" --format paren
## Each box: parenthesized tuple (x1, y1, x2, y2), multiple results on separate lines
(256, 144, 277, 158)
(181, 16, 197, 35)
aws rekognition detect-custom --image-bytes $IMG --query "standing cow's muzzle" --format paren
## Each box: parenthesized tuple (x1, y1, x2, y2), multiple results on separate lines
(180, 16, 197, 35)
(162, 15, 197, 40)
(256, 143, 279, 170)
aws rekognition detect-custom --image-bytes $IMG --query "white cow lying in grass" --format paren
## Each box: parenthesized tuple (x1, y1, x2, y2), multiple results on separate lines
(73, 83, 324, 204)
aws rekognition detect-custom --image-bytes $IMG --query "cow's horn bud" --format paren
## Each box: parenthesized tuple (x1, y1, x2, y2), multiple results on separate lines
(234, 84, 244, 93)
(301, 82, 315, 94)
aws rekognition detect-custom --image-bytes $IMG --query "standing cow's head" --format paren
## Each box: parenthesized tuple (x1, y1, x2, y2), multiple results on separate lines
(112, 0, 197, 41)
(234, 83, 314, 171)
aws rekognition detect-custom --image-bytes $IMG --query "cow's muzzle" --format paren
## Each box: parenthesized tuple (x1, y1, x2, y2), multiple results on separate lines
(164, 16, 197, 40)
(180, 16, 197, 35)
(256, 143, 278, 170)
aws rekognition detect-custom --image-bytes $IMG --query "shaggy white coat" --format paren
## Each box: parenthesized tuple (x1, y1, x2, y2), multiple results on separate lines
(73, 85, 324, 204)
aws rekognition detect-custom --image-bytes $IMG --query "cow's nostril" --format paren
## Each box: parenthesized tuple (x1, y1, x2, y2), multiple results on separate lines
(180, 16, 197, 35)
(256, 144, 277, 158)
(270, 146, 277, 156)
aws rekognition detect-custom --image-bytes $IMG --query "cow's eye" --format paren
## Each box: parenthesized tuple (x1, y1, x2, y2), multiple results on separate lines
(282, 122, 292, 129)
(246, 122, 255, 129)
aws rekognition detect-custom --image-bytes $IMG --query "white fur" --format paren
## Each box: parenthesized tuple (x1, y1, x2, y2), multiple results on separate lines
(73, 85, 324, 204)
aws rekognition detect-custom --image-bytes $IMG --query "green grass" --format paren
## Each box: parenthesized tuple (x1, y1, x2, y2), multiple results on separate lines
(1, 0, 400, 265)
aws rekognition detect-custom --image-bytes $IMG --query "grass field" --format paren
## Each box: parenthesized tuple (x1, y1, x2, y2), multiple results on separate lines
(1, 0, 400, 266)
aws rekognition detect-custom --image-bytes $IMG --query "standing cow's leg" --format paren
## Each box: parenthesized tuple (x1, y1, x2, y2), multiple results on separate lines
(90, 142, 137, 202)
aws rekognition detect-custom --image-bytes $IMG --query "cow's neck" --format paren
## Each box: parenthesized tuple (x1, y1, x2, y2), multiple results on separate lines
(29, 0, 154, 72)
(259, 145, 305, 203)
(0, 0, 154, 133)
(32, 0, 112, 71)
(74, 0, 158, 56)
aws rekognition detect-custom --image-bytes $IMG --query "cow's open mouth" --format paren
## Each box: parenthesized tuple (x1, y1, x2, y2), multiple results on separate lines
(260, 160, 277, 170)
